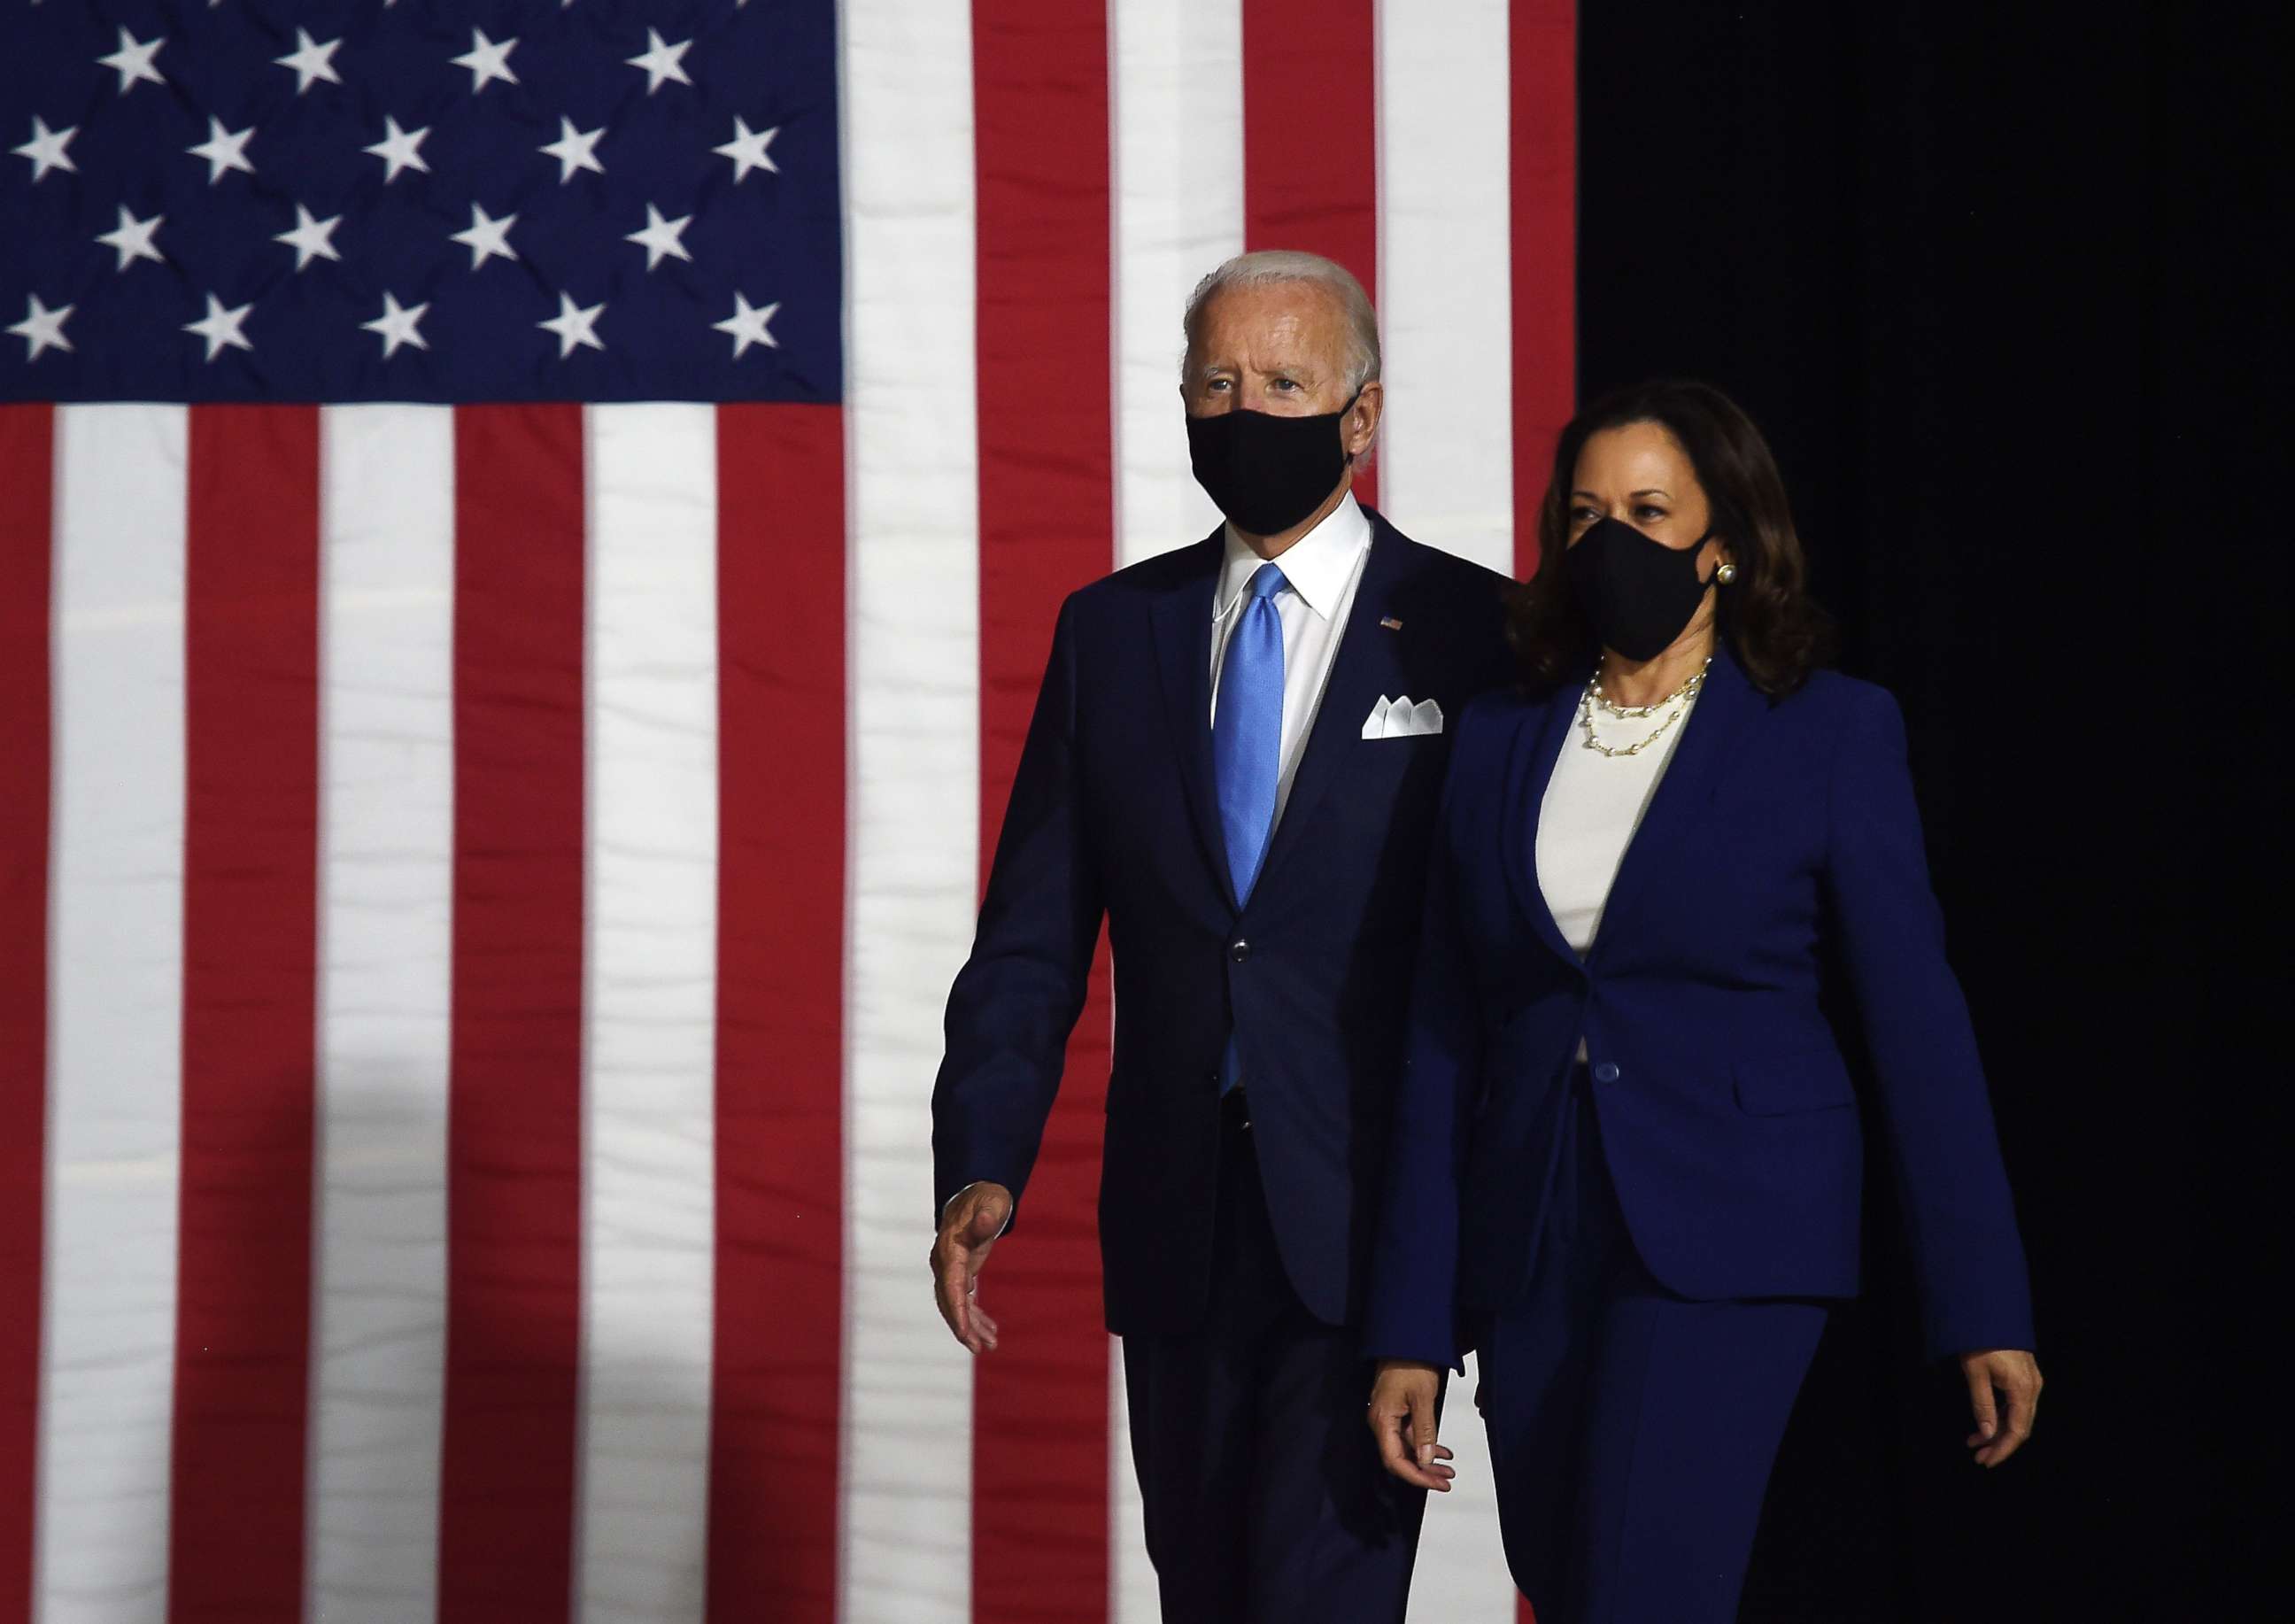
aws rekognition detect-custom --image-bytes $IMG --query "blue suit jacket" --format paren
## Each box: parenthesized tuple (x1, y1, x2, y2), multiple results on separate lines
(932, 512, 1515, 1334)
(1363, 649, 2036, 1369)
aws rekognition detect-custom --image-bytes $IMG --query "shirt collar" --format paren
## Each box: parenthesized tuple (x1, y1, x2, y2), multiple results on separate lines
(1214, 492, 1372, 622)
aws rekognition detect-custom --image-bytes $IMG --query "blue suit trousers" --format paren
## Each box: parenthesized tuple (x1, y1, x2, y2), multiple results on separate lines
(1477, 1071, 1829, 1624)
(1122, 1096, 1432, 1623)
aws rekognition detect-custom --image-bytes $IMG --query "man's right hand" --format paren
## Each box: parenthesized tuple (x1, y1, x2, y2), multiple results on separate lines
(931, 1181, 1015, 1354)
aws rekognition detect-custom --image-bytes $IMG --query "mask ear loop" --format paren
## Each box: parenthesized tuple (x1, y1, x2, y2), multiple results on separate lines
(1338, 387, 1364, 466)
(1681, 525, 1726, 583)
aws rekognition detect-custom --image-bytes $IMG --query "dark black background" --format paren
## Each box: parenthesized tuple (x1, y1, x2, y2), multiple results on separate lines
(1575, 3, 2273, 1618)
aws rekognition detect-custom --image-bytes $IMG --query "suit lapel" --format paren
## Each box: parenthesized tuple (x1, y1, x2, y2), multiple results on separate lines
(1148, 533, 1235, 909)
(1252, 523, 1410, 895)
(1582, 646, 1764, 968)
(1501, 673, 1587, 967)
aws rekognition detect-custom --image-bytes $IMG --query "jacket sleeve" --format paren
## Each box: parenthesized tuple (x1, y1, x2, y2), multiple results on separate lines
(1361, 736, 1488, 1373)
(930, 596, 1106, 1230)
(1827, 686, 2036, 1358)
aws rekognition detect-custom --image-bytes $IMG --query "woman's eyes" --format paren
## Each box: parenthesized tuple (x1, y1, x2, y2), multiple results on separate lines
(1634, 505, 1668, 522)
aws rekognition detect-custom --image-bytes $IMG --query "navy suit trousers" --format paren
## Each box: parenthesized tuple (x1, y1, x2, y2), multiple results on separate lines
(1122, 1094, 1432, 1624)
(1477, 1071, 1829, 1624)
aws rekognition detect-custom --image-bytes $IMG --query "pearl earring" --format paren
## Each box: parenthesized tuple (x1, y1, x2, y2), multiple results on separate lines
(1715, 561, 1739, 585)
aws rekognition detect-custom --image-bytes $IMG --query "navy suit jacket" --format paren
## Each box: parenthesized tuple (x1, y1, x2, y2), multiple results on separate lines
(932, 511, 1515, 1335)
(1363, 649, 2036, 1370)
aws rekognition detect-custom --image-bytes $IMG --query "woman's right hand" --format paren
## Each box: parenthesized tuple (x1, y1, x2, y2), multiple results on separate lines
(1367, 1359, 1454, 1491)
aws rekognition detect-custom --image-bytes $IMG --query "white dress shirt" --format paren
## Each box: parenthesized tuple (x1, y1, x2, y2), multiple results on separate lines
(1209, 492, 1373, 829)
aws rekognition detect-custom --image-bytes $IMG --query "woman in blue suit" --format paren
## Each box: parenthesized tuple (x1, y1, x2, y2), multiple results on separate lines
(1362, 380, 2042, 1621)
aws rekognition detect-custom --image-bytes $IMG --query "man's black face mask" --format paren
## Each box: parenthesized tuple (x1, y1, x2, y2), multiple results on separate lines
(1186, 395, 1358, 537)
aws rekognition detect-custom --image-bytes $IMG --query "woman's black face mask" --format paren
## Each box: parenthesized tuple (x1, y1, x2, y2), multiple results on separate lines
(1565, 515, 1716, 661)
(1186, 395, 1357, 537)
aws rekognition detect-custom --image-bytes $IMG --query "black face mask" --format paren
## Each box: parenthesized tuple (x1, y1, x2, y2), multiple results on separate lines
(1565, 515, 1716, 661)
(1186, 398, 1356, 537)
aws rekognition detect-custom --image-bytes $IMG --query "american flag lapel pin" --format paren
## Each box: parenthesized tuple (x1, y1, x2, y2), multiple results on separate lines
(1379, 615, 1403, 631)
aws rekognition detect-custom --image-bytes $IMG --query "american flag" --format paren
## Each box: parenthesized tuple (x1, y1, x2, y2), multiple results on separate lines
(0, 2, 1571, 1620)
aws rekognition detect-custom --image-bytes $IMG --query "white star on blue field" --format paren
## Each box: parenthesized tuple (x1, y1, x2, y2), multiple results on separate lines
(1, 0, 840, 405)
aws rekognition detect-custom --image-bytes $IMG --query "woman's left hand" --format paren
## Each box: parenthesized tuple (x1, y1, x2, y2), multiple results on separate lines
(1958, 1348, 2043, 1467)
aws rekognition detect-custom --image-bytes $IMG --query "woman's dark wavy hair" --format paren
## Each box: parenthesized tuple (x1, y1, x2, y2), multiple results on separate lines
(1508, 378, 1834, 698)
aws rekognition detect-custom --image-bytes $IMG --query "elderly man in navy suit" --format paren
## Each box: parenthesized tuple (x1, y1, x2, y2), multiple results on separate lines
(929, 250, 1516, 1621)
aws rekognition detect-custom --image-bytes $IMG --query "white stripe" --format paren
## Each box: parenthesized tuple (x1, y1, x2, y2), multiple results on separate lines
(37, 405, 187, 1624)
(1381, 5, 1522, 1602)
(1108, 1339, 1155, 1623)
(841, 2, 981, 1620)
(307, 405, 455, 1623)
(576, 405, 721, 1624)
(1109, 4, 1241, 1613)
(1375, 0, 1517, 576)
(1112, 0, 1244, 570)
(1405, 1353, 1518, 1619)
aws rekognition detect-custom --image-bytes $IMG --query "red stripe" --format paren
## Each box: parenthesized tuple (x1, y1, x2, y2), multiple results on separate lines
(1242, 0, 1380, 510)
(706, 404, 847, 1624)
(1512, 13, 1576, 1613)
(0, 406, 53, 1624)
(437, 405, 586, 1622)
(1511, 0, 1578, 579)
(972, 2, 1116, 1617)
(170, 406, 321, 1623)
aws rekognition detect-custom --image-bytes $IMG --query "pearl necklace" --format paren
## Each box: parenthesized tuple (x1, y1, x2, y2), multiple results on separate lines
(1577, 657, 1711, 758)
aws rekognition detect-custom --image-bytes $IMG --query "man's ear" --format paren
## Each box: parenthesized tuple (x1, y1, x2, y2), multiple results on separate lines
(1345, 381, 1384, 457)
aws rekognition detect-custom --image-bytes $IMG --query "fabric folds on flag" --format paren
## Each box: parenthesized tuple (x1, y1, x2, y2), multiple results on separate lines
(0, 2, 1570, 1620)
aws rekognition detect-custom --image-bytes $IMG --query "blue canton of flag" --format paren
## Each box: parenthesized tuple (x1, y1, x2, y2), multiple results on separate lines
(0, 0, 841, 403)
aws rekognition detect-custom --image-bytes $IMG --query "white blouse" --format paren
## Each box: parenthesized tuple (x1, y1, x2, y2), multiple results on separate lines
(1535, 684, 1702, 959)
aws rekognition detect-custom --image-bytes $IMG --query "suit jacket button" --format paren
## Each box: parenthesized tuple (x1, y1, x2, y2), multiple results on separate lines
(1230, 939, 1250, 963)
(1594, 1062, 1620, 1084)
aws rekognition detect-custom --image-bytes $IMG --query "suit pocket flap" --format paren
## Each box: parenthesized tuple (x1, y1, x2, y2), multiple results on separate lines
(1732, 1049, 1855, 1116)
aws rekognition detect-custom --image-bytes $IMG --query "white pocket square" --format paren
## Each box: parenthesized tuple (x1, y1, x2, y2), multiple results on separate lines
(1362, 695, 1443, 739)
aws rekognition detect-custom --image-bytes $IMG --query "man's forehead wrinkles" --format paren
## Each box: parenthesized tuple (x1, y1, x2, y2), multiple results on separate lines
(1199, 309, 1340, 372)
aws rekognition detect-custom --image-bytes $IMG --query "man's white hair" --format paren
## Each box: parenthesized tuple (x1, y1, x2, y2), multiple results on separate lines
(1180, 250, 1382, 393)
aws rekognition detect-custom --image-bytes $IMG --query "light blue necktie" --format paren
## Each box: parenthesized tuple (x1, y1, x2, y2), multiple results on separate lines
(1213, 561, 1287, 1092)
